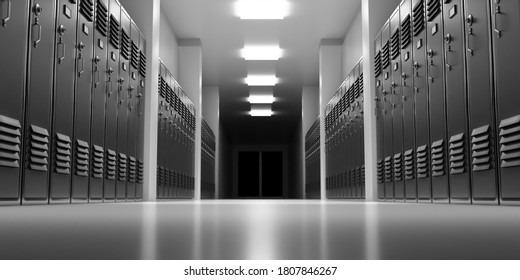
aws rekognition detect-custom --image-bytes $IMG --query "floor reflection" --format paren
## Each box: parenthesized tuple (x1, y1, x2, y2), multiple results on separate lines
(0, 200, 519, 259)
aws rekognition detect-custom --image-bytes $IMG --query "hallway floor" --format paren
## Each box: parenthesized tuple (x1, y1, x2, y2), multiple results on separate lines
(0, 200, 519, 259)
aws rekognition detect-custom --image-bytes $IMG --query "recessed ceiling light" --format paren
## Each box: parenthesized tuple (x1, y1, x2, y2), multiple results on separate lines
(248, 94, 275, 104)
(250, 109, 273, 117)
(235, 0, 290, 20)
(241, 46, 283, 60)
(245, 75, 278, 86)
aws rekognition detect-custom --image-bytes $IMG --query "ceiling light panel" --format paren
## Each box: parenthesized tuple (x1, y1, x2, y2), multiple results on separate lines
(248, 95, 275, 104)
(235, 0, 290, 20)
(250, 109, 273, 117)
(241, 46, 283, 60)
(245, 75, 278, 86)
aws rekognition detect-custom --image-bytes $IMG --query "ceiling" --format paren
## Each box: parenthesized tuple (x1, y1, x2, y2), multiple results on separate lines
(161, 0, 361, 144)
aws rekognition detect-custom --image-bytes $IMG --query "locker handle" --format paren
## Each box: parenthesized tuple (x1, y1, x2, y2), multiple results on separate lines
(445, 46, 452, 71)
(1, 0, 11, 27)
(94, 66, 100, 87)
(57, 38, 65, 64)
(466, 27, 474, 56)
(494, 5, 502, 38)
(77, 57, 84, 76)
(32, 19, 41, 48)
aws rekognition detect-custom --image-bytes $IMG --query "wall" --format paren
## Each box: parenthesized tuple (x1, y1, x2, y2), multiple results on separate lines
(288, 120, 304, 199)
(218, 122, 233, 199)
(302, 86, 319, 136)
(159, 8, 179, 78)
(202, 87, 219, 133)
(343, 8, 363, 79)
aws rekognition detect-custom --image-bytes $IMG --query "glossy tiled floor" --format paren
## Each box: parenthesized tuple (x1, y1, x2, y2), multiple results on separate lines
(0, 200, 519, 259)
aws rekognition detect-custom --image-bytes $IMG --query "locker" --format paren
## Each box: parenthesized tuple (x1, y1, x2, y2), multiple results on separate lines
(443, 0, 471, 203)
(136, 32, 146, 200)
(125, 20, 140, 201)
(0, 0, 30, 205)
(374, 31, 385, 200)
(400, 0, 417, 202)
(71, 0, 94, 203)
(381, 21, 394, 201)
(22, 0, 57, 204)
(103, 0, 120, 201)
(412, 0, 431, 202)
(492, 0, 520, 205)
(89, 0, 109, 202)
(390, 7, 405, 201)
(426, 0, 449, 203)
(49, 0, 77, 203)
(157, 62, 166, 199)
(358, 61, 365, 199)
(116, 7, 131, 201)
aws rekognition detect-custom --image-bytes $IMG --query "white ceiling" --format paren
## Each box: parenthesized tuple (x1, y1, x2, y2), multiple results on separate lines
(161, 0, 361, 143)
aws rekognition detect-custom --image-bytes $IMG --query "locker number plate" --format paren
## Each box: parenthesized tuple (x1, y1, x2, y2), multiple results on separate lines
(449, 6, 457, 18)
(111, 52, 116, 61)
(83, 24, 89, 35)
(63, 5, 71, 18)
(385, 73, 389, 80)
(141, 81, 145, 87)
(417, 39, 423, 50)
(132, 72, 137, 80)
(432, 24, 438, 35)
(98, 39, 104, 49)
(404, 52, 409, 61)
(394, 63, 399, 71)
(123, 63, 127, 71)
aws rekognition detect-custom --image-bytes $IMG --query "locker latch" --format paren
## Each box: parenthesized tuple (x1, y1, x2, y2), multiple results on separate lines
(1, 0, 11, 27)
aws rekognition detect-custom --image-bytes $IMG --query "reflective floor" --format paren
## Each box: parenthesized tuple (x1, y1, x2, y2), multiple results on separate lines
(0, 200, 519, 259)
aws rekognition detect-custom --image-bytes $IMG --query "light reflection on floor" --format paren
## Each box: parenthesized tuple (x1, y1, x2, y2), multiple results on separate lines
(0, 200, 519, 259)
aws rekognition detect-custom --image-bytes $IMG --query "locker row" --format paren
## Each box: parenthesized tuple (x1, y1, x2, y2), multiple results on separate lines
(305, 117, 321, 199)
(0, 0, 146, 205)
(156, 60, 196, 200)
(325, 60, 366, 199)
(374, 0, 520, 205)
(201, 118, 215, 199)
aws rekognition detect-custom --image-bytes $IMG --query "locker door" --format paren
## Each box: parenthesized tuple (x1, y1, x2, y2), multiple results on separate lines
(412, 0, 431, 202)
(157, 62, 166, 199)
(22, 0, 57, 204)
(71, 0, 94, 203)
(0, 0, 29, 205)
(390, 7, 405, 201)
(400, 0, 417, 202)
(374, 31, 385, 200)
(136, 32, 146, 200)
(381, 21, 394, 201)
(167, 72, 175, 199)
(125, 21, 140, 201)
(115, 8, 131, 201)
(358, 61, 365, 199)
(103, 0, 120, 202)
(426, 0, 449, 203)
(443, 0, 471, 203)
(49, 0, 77, 204)
(89, 0, 108, 202)
(492, 0, 520, 205)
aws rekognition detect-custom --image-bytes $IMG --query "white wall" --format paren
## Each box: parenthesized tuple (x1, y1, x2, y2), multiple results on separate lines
(159, 8, 179, 78)
(202, 87, 219, 133)
(343, 7, 363, 79)
(302, 86, 319, 135)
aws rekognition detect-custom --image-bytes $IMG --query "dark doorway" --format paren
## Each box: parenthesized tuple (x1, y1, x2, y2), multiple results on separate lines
(237, 151, 284, 198)
(262, 152, 283, 197)
(238, 152, 260, 197)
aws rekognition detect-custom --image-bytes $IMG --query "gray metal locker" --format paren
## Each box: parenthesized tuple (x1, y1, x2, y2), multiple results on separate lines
(136, 32, 146, 200)
(103, 0, 120, 202)
(22, 0, 57, 204)
(157, 62, 166, 199)
(374, 31, 385, 200)
(381, 21, 394, 201)
(49, 0, 77, 204)
(412, 0, 431, 202)
(443, 0, 471, 203)
(0, 0, 29, 205)
(492, 0, 520, 205)
(400, 0, 417, 202)
(71, 0, 94, 203)
(426, 0, 449, 203)
(390, 7, 405, 201)
(116, 7, 131, 201)
(89, 0, 109, 202)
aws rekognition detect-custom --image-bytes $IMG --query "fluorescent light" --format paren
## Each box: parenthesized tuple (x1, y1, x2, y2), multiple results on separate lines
(235, 0, 290, 20)
(248, 94, 275, 104)
(241, 46, 283, 60)
(250, 109, 273, 117)
(245, 75, 278, 86)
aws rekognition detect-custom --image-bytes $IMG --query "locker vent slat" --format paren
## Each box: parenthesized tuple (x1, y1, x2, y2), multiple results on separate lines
(471, 125, 492, 172)
(159, 77, 166, 98)
(75, 140, 89, 177)
(499, 115, 520, 168)
(118, 153, 127, 181)
(29, 125, 49, 172)
(139, 51, 147, 77)
(426, 0, 441, 22)
(92, 145, 104, 178)
(413, 0, 425, 36)
(416, 145, 429, 178)
(355, 77, 361, 99)
(374, 51, 382, 77)
(377, 159, 384, 184)
(404, 149, 415, 180)
(157, 166, 162, 187)
(131, 41, 139, 69)
(390, 29, 400, 60)
(137, 159, 144, 183)
(109, 15, 120, 49)
(384, 156, 393, 183)
(128, 156, 136, 183)
(359, 73, 364, 95)
(106, 149, 116, 180)
(361, 165, 366, 186)
(449, 133, 465, 174)
(0, 115, 21, 169)
(80, 0, 94, 22)
(95, 0, 108, 36)
(431, 139, 445, 177)
(401, 15, 412, 48)
(55, 133, 71, 174)
(120, 29, 131, 60)
(394, 153, 403, 182)
(382, 41, 390, 69)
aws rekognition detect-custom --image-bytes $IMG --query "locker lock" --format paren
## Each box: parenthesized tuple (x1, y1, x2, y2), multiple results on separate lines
(465, 14, 474, 26)
(33, 4, 43, 15)
(444, 34, 452, 43)
(138, 93, 143, 99)
(413, 62, 419, 69)
(119, 77, 125, 84)
(129, 86, 135, 92)
(391, 82, 397, 88)
(78, 42, 85, 51)
(427, 49, 434, 57)
(107, 67, 114, 74)
(94, 56, 101, 63)
(58, 25, 66, 35)
(401, 73, 407, 79)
